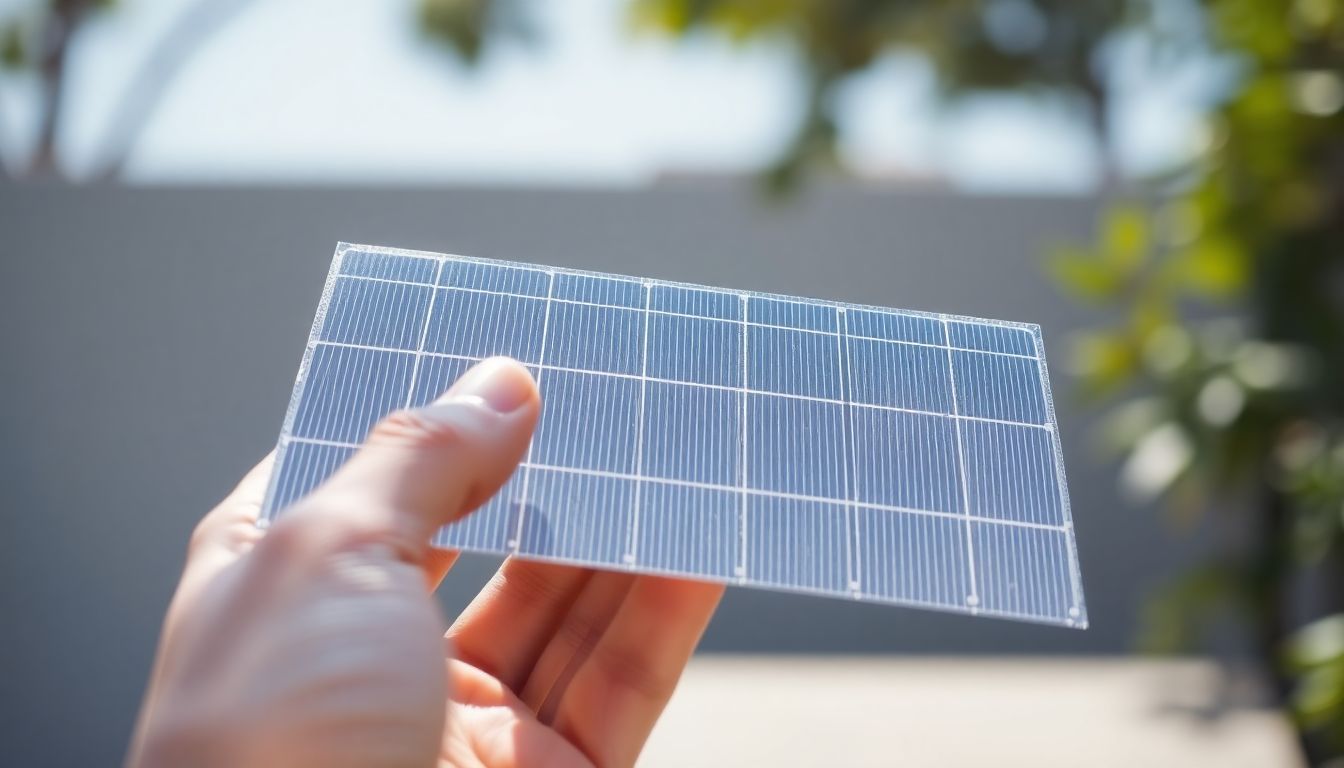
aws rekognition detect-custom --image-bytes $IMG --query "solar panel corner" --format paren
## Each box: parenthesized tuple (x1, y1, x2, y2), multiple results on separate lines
(260, 243, 1088, 628)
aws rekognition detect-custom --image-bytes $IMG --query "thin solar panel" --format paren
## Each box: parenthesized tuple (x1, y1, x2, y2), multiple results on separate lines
(260, 243, 1087, 627)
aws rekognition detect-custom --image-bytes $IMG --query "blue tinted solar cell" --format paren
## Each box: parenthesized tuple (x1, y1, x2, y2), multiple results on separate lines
(640, 383, 740, 486)
(651, 285, 742, 321)
(270, 440, 355, 510)
(844, 309, 944, 346)
(637, 482, 739, 578)
(749, 296, 836, 332)
(845, 337, 953, 413)
(948, 321, 1035, 356)
(320, 278, 432, 349)
(519, 469, 632, 565)
(341, 250, 437, 283)
(962, 421, 1062, 526)
(292, 345, 415, 444)
(646, 313, 740, 387)
(747, 394, 844, 498)
(952, 351, 1047, 424)
(851, 408, 962, 514)
(439, 260, 550, 296)
(858, 509, 969, 608)
(407, 355, 475, 407)
(553, 272, 645, 308)
(424, 289, 546, 362)
(436, 471, 523, 553)
(749, 326, 840, 399)
(544, 302, 643, 374)
(745, 495, 848, 593)
(973, 523, 1076, 622)
(533, 371, 639, 474)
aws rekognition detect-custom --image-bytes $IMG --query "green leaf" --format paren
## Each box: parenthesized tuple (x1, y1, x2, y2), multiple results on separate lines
(1066, 329, 1139, 393)
(1173, 236, 1247, 298)
(1047, 246, 1127, 302)
(1102, 205, 1149, 270)
(1293, 662, 1344, 729)
(419, 0, 491, 63)
(0, 21, 25, 70)
(1288, 614, 1344, 670)
(627, 0, 693, 34)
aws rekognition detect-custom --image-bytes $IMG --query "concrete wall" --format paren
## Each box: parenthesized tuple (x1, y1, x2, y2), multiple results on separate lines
(0, 183, 1194, 763)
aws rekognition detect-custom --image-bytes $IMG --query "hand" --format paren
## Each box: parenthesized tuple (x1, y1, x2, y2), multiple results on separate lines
(130, 357, 724, 767)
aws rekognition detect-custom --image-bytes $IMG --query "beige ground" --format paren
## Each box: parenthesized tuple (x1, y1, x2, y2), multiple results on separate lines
(640, 657, 1303, 767)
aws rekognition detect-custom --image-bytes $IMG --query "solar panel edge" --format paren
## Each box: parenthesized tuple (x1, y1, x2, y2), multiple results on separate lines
(432, 534, 1080, 629)
(258, 243, 351, 525)
(340, 242, 1044, 339)
(1027, 324, 1089, 628)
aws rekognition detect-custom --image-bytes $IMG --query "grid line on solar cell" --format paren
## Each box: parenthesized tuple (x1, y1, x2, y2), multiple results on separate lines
(736, 294, 749, 578)
(835, 308, 860, 591)
(279, 436, 1070, 533)
(625, 281, 654, 564)
(261, 244, 1087, 628)
(308, 340, 1049, 431)
(941, 315, 981, 608)
(402, 258, 447, 409)
(331, 273, 1042, 361)
(509, 270, 557, 550)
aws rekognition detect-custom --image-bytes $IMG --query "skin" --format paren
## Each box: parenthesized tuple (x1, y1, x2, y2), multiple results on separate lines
(130, 357, 724, 768)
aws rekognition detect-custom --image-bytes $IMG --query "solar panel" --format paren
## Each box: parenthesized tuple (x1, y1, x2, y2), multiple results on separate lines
(260, 243, 1087, 628)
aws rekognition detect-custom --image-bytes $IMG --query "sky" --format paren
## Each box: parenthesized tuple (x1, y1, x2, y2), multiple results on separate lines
(0, 0, 1213, 191)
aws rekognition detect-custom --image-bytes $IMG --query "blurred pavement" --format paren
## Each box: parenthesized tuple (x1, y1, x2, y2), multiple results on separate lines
(643, 657, 1302, 767)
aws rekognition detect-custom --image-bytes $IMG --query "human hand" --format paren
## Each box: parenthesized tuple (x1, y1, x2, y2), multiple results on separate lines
(130, 357, 724, 767)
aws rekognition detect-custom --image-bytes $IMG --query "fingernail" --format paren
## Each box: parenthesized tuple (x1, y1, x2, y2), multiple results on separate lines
(436, 357, 535, 414)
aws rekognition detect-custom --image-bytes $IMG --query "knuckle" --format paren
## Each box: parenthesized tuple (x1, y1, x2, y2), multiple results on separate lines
(186, 517, 214, 558)
(493, 563, 581, 614)
(591, 643, 677, 705)
(368, 408, 470, 453)
(253, 510, 312, 559)
(555, 613, 607, 658)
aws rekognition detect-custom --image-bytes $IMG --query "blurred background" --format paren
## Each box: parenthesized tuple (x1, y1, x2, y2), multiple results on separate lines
(1, 0, 1341, 765)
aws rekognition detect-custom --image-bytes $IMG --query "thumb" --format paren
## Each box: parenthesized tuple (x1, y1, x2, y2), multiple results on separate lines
(278, 356, 540, 563)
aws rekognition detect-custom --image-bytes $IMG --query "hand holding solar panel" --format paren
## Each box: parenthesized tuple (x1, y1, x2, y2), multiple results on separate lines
(262, 243, 1087, 627)
(132, 357, 720, 766)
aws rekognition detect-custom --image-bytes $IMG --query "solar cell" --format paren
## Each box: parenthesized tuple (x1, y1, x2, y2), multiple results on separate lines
(261, 243, 1087, 627)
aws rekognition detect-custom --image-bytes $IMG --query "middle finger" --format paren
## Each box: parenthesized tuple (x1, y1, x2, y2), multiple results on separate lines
(447, 558, 593, 690)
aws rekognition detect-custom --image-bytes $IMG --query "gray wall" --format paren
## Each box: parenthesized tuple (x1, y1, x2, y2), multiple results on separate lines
(0, 183, 1193, 764)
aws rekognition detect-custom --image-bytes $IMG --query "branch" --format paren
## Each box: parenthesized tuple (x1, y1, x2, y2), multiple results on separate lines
(0, 88, 12, 182)
(29, 1, 92, 179)
(92, 0, 259, 182)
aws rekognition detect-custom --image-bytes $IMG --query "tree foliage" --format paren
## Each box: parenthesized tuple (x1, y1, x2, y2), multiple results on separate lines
(417, 0, 533, 64)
